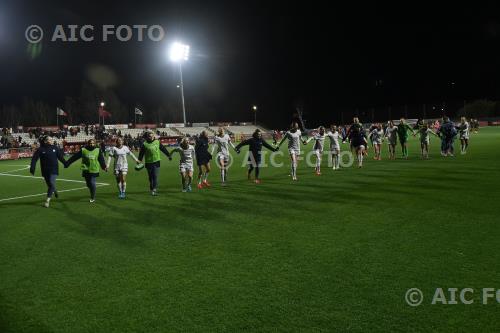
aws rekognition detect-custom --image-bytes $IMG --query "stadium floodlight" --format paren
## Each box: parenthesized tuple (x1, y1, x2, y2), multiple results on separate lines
(100, 102, 105, 107)
(168, 42, 190, 125)
(169, 42, 190, 62)
(252, 105, 258, 125)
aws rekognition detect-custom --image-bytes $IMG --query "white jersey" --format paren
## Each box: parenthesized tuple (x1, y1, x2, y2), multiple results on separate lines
(284, 130, 302, 151)
(370, 129, 384, 144)
(214, 134, 233, 157)
(174, 145, 195, 166)
(307, 133, 326, 152)
(385, 127, 398, 144)
(459, 122, 470, 139)
(109, 146, 133, 170)
(326, 131, 340, 150)
(418, 128, 434, 143)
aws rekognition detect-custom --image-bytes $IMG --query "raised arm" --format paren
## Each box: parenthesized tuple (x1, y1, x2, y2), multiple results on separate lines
(277, 133, 288, 147)
(170, 147, 181, 156)
(228, 137, 237, 151)
(235, 138, 251, 151)
(262, 139, 278, 151)
(65, 150, 82, 167)
(159, 143, 171, 158)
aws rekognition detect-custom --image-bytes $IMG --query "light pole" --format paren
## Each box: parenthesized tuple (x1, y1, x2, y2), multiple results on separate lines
(99, 102, 105, 126)
(169, 42, 190, 125)
(252, 105, 258, 125)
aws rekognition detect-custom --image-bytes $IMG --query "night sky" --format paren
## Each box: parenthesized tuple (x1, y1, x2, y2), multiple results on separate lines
(1, 1, 500, 127)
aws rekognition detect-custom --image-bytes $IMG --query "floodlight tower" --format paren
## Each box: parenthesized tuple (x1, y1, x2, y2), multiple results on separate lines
(169, 42, 190, 125)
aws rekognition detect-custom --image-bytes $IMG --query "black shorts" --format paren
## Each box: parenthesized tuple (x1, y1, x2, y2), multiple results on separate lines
(196, 152, 212, 166)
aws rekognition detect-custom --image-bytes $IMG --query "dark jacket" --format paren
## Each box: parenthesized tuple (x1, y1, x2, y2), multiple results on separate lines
(236, 137, 277, 162)
(30, 145, 66, 176)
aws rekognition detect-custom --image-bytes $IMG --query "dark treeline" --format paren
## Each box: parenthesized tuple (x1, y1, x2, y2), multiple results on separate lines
(2, 80, 500, 128)
(0, 80, 185, 127)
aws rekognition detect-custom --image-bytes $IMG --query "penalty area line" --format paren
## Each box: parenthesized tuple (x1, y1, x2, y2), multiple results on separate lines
(0, 184, 109, 203)
(0, 172, 109, 186)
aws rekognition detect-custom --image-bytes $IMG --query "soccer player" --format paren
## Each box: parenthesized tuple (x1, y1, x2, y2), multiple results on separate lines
(106, 137, 140, 199)
(211, 127, 236, 186)
(235, 128, 278, 183)
(277, 122, 303, 181)
(326, 125, 341, 170)
(385, 121, 398, 160)
(65, 138, 107, 203)
(304, 126, 327, 175)
(438, 117, 458, 157)
(369, 124, 384, 160)
(137, 131, 172, 196)
(194, 130, 212, 189)
(171, 138, 196, 192)
(397, 118, 415, 159)
(346, 121, 368, 168)
(457, 117, 470, 154)
(29, 135, 67, 208)
(414, 122, 439, 159)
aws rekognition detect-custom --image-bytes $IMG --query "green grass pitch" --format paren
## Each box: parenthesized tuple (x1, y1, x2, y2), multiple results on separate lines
(1, 128, 500, 332)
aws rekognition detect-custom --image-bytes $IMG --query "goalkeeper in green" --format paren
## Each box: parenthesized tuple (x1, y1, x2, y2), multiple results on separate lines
(397, 118, 415, 159)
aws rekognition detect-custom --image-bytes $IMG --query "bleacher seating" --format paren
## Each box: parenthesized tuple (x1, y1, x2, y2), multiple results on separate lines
(64, 134, 95, 143)
(226, 125, 269, 135)
(175, 127, 208, 136)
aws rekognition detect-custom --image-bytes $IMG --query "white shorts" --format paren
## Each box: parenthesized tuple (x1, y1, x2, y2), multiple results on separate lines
(179, 163, 194, 173)
(329, 148, 340, 155)
(460, 134, 469, 140)
(114, 168, 128, 175)
(288, 149, 300, 156)
(217, 153, 229, 163)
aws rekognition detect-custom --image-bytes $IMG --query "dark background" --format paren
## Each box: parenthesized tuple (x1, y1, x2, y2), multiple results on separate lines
(1, 1, 500, 127)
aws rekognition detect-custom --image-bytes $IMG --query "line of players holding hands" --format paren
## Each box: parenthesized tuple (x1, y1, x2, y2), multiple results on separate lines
(29, 116, 471, 207)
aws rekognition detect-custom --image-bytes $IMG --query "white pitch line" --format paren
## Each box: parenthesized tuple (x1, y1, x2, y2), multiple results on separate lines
(0, 185, 108, 203)
(0, 173, 109, 186)
(0, 165, 31, 174)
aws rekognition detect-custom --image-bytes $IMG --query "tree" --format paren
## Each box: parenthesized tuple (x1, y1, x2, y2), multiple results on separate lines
(458, 100, 498, 118)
